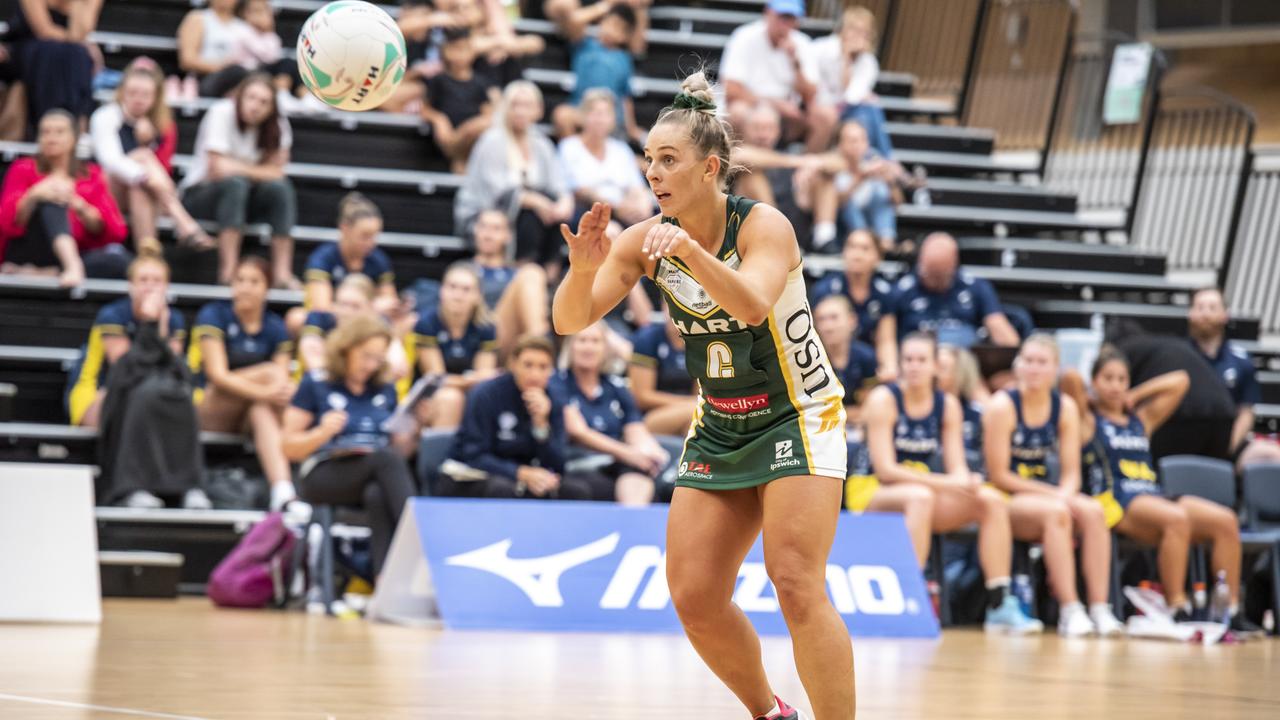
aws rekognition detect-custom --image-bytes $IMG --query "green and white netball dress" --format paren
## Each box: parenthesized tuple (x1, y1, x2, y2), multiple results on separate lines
(653, 195, 848, 490)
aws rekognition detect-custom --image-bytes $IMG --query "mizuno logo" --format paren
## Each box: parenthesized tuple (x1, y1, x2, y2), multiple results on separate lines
(444, 533, 620, 607)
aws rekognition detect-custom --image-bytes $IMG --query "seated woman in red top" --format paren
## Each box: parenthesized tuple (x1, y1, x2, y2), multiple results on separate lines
(0, 109, 128, 286)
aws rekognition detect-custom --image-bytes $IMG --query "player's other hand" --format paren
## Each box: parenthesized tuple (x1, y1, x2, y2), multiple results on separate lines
(560, 201, 612, 273)
(643, 222, 697, 261)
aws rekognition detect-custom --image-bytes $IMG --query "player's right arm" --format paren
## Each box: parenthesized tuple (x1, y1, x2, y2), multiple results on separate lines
(552, 202, 652, 335)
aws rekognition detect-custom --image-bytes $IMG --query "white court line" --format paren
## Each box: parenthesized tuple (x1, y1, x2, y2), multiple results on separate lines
(0, 692, 212, 719)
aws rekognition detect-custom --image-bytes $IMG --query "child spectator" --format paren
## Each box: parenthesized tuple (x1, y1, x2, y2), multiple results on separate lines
(176, 0, 250, 98)
(455, 81, 572, 268)
(547, 0, 644, 141)
(801, 6, 895, 157)
(412, 262, 499, 429)
(283, 314, 420, 579)
(234, 0, 303, 103)
(553, 322, 668, 505)
(0, 109, 128, 286)
(557, 89, 652, 228)
(803, 120, 899, 252)
(66, 254, 186, 428)
(443, 334, 596, 500)
(90, 59, 212, 252)
(179, 73, 297, 288)
(422, 28, 500, 174)
(189, 256, 299, 511)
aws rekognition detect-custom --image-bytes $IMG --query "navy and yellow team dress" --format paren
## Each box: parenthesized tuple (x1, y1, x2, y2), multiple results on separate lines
(410, 309, 498, 376)
(1006, 388, 1060, 483)
(653, 195, 846, 490)
(187, 300, 293, 403)
(1084, 412, 1159, 528)
(303, 243, 396, 289)
(846, 383, 944, 511)
(66, 297, 187, 425)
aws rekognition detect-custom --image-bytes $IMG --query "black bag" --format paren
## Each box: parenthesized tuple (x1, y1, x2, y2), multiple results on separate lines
(96, 321, 204, 504)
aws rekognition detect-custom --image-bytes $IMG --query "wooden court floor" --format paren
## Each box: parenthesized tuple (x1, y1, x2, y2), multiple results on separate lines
(1, 599, 1278, 720)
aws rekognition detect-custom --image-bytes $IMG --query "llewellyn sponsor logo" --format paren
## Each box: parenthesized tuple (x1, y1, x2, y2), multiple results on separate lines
(706, 394, 770, 414)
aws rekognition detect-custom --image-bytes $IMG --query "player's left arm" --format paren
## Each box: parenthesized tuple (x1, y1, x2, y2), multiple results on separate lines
(653, 203, 798, 326)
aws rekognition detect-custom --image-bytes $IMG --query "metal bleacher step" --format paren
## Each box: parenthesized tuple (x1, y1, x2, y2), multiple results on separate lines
(923, 177, 1073, 212)
(896, 204, 1123, 236)
(955, 237, 1167, 277)
(1029, 300, 1261, 340)
(648, 5, 834, 38)
(1235, 341, 1280, 373)
(0, 421, 251, 465)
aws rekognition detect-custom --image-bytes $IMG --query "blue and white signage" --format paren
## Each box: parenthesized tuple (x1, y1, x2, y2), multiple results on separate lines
(407, 498, 937, 638)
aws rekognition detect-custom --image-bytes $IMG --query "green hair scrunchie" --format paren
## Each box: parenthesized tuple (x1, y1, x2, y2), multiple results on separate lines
(672, 92, 717, 113)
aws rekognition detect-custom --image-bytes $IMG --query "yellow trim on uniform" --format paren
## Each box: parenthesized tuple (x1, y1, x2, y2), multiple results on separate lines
(1096, 490, 1125, 529)
(304, 269, 331, 283)
(378, 272, 395, 286)
(766, 307, 815, 475)
(68, 327, 107, 425)
(396, 333, 416, 400)
(845, 474, 880, 512)
(629, 353, 658, 368)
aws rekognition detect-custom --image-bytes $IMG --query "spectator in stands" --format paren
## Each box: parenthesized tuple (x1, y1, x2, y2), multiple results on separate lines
(422, 28, 500, 174)
(629, 310, 696, 436)
(298, 274, 412, 388)
(854, 332, 1038, 632)
(558, 89, 652, 229)
(813, 294, 876, 424)
(0, 109, 128, 286)
(720, 0, 825, 151)
(176, 0, 251, 98)
(67, 254, 186, 428)
(294, 193, 397, 331)
(1187, 287, 1280, 470)
(895, 232, 1020, 348)
(984, 334, 1123, 637)
(1063, 349, 1262, 634)
(3, 0, 98, 132)
(803, 119, 898, 252)
(284, 314, 419, 578)
(90, 59, 212, 253)
(553, 322, 668, 506)
(180, 73, 297, 288)
(455, 81, 572, 269)
(233, 0, 302, 105)
(412, 262, 499, 429)
(801, 6, 896, 160)
(937, 344, 989, 471)
(809, 230, 898, 379)
(448, 0, 545, 88)
(189, 256, 299, 511)
(468, 208, 549, 358)
(443, 334, 595, 499)
(546, 0, 645, 141)
(731, 102, 825, 248)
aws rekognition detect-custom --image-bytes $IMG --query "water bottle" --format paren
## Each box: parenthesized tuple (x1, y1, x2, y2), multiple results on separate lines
(1210, 570, 1232, 625)
(1192, 580, 1208, 622)
(912, 166, 931, 207)
(1012, 574, 1034, 616)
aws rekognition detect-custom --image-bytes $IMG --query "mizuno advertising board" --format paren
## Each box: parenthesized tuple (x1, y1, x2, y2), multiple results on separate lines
(408, 498, 938, 638)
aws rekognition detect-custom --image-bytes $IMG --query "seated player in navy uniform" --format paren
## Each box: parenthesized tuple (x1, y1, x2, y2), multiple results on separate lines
(1062, 348, 1261, 635)
(808, 229, 899, 379)
(813, 293, 877, 425)
(287, 192, 398, 334)
(552, 322, 670, 506)
(188, 257, 297, 510)
(67, 254, 186, 428)
(444, 335, 595, 500)
(411, 262, 499, 429)
(628, 303, 696, 436)
(852, 332, 1037, 633)
(468, 209, 551, 359)
(894, 232, 1020, 348)
(282, 314, 419, 579)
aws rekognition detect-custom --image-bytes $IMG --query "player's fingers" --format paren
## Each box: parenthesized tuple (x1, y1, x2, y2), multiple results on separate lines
(559, 223, 575, 245)
(642, 224, 659, 256)
(598, 202, 613, 229)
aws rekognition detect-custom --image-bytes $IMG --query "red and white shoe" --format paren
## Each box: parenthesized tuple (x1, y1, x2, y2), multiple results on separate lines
(754, 696, 807, 720)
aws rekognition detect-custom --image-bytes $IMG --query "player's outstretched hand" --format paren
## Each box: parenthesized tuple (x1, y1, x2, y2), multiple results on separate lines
(560, 201, 612, 273)
(643, 222, 696, 261)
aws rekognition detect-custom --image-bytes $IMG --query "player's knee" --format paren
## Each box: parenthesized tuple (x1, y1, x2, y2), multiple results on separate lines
(1164, 507, 1191, 540)
(667, 572, 726, 629)
(765, 554, 826, 620)
(902, 484, 935, 517)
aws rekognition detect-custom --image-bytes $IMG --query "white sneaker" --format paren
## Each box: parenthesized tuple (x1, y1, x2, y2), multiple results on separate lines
(121, 490, 163, 509)
(1090, 604, 1125, 637)
(1058, 603, 1095, 638)
(182, 488, 213, 510)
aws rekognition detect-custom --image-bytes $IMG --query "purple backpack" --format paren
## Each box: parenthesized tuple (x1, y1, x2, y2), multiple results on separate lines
(208, 512, 297, 608)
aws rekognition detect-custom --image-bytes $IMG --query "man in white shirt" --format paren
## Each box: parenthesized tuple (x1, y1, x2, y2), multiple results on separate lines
(719, 0, 825, 149)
